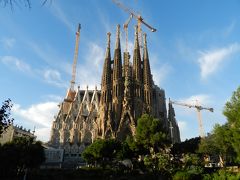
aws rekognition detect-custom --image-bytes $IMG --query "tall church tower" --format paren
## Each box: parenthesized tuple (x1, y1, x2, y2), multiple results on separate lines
(49, 24, 181, 151)
(99, 32, 114, 138)
(143, 33, 153, 113)
(132, 26, 143, 121)
(112, 25, 123, 132)
(116, 28, 136, 140)
(168, 101, 181, 143)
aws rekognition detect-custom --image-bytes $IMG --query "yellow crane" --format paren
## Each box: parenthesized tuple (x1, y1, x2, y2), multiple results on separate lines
(112, 0, 156, 52)
(169, 99, 214, 138)
(70, 23, 81, 91)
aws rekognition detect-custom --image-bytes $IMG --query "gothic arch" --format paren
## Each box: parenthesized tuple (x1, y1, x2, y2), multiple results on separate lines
(117, 111, 135, 140)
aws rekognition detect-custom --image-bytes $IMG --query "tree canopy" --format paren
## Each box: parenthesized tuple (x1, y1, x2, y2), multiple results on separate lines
(198, 86, 240, 165)
(135, 114, 170, 154)
(171, 137, 201, 156)
(0, 99, 14, 134)
(82, 139, 121, 167)
(223, 86, 240, 162)
(0, 137, 45, 178)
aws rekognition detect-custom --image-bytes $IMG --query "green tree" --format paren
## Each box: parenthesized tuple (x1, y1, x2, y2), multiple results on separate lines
(198, 87, 240, 165)
(172, 153, 203, 180)
(135, 114, 170, 154)
(13, 137, 45, 169)
(0, 137, 45, 178)
(198, 133, 218, 156)
(82, 139, 121, 167)
(171, 137, 201, 156)
(128, 114, 171, 173)
(223, 86, 240, 162)
(144, 152, 171, 173)
(198, 124, 236, 166)
(116, 140, 134, 160)
(0, 98, 14, 134)
(214, 124, 236, 164)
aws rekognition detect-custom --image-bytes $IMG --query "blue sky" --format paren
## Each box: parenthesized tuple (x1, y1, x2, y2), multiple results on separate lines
(0, 0, 240, 142)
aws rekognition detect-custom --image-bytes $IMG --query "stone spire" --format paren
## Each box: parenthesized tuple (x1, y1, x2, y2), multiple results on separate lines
(143, 33, 152, 87)
(132, 25, 143, 120)
(100, 32, 112, 105)
(123, 46, 132, 105)
(143, 33, 152, 111)
(168, 100, 181, 143)
(112, 24, 123, 130)
(168, 100, 175, 118)
(133, 25, 142, 83)
(112, 24, 122, 83)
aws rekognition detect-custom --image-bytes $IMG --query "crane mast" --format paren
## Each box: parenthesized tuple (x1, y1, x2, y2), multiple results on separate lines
(123, 14, 133, 52)
(112, 0, 156, 53)
(112, 0, 156, 32)
(70, 23, 81, 91)
(169, 99, 214, 138)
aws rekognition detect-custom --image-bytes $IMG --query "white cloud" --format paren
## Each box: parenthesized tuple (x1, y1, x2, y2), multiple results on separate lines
(43, 69, 68, 88)
(151, 63, 172, 86)
(179, 94, 212, 106)
(97, 8, 112, 33)
(12, 102, 58, 128)
(172, 94, 213, 119)
(35, 127, 52, 143)
(12, 101, 59, 142)
(175, 39, 196, 61)
(122, 40, 134, 58)
(178, 120, 187, 131)
(148, 52, 173, 87)
(223, 21, 236, 37)
(6, 40, 68, 88)
(0, 55, 67, 88)
(0, 55, 32, 73)
(43, 94, 63, 102)
(88, 43, 104, 69)
(175, 120, 192, 141)
(198, 43, 240, 79)
(27, 41, 71, 88)
(49, 2, 75, 32)
(28, 41, 59, 65)
(172, 94, 215, 140)
(1, 37, 16, 49)
(75, 42, 104, 89)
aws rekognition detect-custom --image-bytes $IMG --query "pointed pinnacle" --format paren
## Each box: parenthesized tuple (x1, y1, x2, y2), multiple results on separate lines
(105, 32, 111, 59)
(134, 25, 139, 49)
(107, 32, 111, 48)
(143, 33, 148, 59)
(143, 33, 147, 47)
(115, 24, 121, 49)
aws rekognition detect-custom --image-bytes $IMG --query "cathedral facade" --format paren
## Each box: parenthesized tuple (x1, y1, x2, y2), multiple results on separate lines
(49, 25, 180, 151)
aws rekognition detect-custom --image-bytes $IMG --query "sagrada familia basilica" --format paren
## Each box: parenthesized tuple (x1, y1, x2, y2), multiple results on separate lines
(48, 25, 180, 157)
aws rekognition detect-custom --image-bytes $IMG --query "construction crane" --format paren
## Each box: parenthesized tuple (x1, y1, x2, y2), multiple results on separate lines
(112, 0, 156, 52)
(123, 14, 133, 52)
(169, 99, 214, 138)
(70, 23, 81, 92)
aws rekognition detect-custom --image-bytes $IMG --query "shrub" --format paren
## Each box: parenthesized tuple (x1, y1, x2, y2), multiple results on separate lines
(203, 169, 240, 180)
(173, 171, 192, 180)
